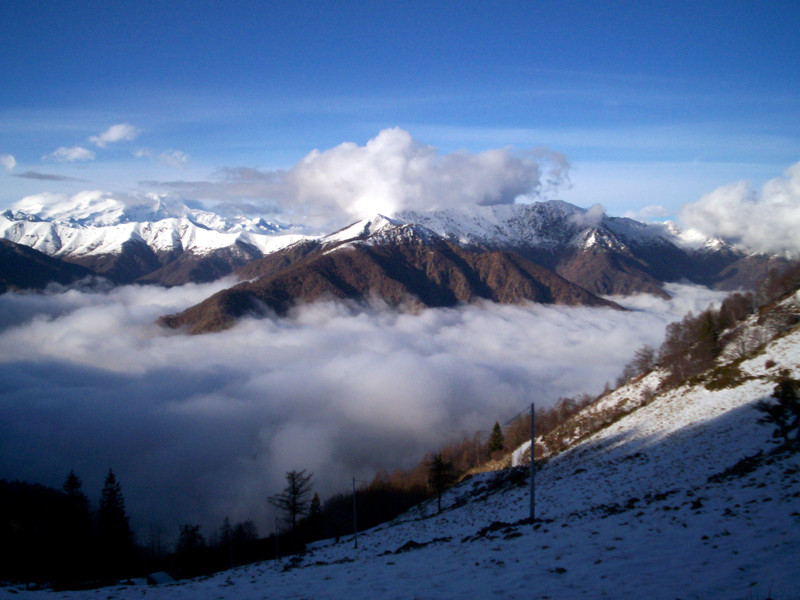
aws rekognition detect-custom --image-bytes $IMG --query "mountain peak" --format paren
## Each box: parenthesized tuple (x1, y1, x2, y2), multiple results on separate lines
(323, 214, 401, 244)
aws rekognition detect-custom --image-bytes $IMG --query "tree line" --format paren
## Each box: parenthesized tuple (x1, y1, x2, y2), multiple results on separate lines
(0, 469, 135, 589)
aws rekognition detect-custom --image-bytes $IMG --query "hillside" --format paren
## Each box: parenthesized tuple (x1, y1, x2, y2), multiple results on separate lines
(159, 225, 623, 334)
(7, 294, 799, 598)
(0, 239, 96, 293)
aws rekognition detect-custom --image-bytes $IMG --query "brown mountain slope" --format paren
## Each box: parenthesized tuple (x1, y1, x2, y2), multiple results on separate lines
(553, 247, 671, 299)
(0, 239, 96, 293)
(136, 242, 265, 286)
(63, 239, 165, 284)
(159, 237, 622, 334)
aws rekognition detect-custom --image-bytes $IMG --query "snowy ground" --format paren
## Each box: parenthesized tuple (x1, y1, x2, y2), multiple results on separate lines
(4, 329, 800, 599)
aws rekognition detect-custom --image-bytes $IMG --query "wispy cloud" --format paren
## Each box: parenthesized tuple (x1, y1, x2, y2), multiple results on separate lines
(623, 205, 669, 221)
(0, 280, 725, 536)
(12, 171, 83, 181)
(89, 123, 140, 147)
(134, 148, 189, 168)
(1, 154, 16, 172)
(45, 146, 96, 162)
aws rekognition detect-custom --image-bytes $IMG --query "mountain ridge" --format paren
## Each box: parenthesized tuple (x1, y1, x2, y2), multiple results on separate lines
(159, 230, 623, 334)
(1, 195, 787, 314)
(0, 239, 96, 293)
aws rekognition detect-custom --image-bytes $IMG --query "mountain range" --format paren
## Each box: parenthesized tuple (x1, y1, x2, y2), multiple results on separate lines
(0, 195, 787, 332)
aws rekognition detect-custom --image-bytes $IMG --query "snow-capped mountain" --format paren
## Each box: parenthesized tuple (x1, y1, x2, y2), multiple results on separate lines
(0, 192, 310, 284)
(157, 200, 790, 334)
(0, 194, 785, 296)
(394, 201, 714, 251)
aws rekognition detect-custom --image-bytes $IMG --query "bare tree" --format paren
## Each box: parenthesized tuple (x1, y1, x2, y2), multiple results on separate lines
(632, 344, 656, 374)
(268, 470, 314, 533)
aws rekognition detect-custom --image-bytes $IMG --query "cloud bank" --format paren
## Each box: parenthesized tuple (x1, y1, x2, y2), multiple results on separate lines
(154, 128, 568, 229)
(680, 160, 800, 254)
(0, 280, 725, 540)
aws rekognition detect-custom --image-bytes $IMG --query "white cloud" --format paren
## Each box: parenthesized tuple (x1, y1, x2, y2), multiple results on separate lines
(157, 149, 189, 168)
(623, 205, 669, 220)
(45, 145, 96, 162)
(0, 280, 724, 537)
(287, 127, 541, 218)
(135, 148, 189, 168)
(1, 154, 16, 172)
(680, 160, 800, 254)
(153, 128, 566, 229)
(570, 202, 606, 227)
(89, 123, 139, 147)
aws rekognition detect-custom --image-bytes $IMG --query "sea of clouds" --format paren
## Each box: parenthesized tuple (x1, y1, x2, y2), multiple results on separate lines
(0, 279, 726, 542)
(2, 129, 798, 543)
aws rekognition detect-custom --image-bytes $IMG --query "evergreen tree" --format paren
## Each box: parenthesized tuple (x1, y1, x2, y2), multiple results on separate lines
(60, 470, 94, 582)
(220, 517, 234, 568)
(232, 520, 258, 547)
(488, 422, 505, 455)
(63, 470, 88, 506)
(268, 470, 313, 533)
(176, 524, 205, 554)
(97, 469, 134, 579)
(176, 524, 206, 578)
(427, 452, 456, 513)
(309, 492, 321, 518)
(756, 372, 800, 445)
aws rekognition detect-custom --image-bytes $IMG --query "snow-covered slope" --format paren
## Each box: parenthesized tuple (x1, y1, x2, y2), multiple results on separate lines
(7, 318, 799, 599)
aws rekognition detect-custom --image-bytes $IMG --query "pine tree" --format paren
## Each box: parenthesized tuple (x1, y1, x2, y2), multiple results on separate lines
(63, 470, 87, 503)
(220, 517, 234, 568)
(309, 492, 321, 519)
(427, 452, 456, 513)
(60, 470, 93, 583)
(176, 524, 206, 578)
(488, 422, 505, 455)
(97, 469, 134, 579)
(756, 373, 800, 445)
(306, 492, 323, 540)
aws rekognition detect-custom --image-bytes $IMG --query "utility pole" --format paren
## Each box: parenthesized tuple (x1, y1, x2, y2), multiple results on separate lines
(353, 477, 359, 549)
(530, 402, 535, 527)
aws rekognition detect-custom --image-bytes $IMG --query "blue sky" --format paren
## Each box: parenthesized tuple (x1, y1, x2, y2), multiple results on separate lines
(1, 0, 799, 223)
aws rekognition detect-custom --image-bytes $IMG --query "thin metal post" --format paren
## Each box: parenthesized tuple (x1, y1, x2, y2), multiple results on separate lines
(530, 402, 535, 526)
(274, 516, 279, 560)
(353, 476, 358, 549)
